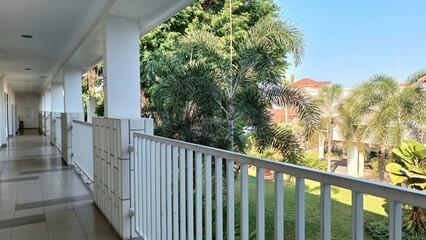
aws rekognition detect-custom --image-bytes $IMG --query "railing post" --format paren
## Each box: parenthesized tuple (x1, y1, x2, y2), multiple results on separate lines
(296, 177, 305, 240)
(389, 200, 402, 240)
(205, 154, 212, 240)
(172, 146, 179, 240)
(351, 191, 363, 240)
(226, 160, 235, 240)
(274, 172, 284, 239)
(180, 148, 187, 240)
(195, 152, 203, 240)
(320, 183, 331, 240)
(256, 167, 265, 240)
(215, 157, 223, 240)
(240, 163, 249, 239)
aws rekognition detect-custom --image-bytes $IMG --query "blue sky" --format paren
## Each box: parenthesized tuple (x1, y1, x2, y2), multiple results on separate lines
(276, 0, 426, 87)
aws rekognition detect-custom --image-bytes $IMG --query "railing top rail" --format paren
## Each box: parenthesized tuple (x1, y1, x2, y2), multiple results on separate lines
(72, 120, 93, 127)
(134, 132, 426, 208)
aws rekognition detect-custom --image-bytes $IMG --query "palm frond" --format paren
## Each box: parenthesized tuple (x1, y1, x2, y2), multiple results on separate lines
(262, 83, 320, 137)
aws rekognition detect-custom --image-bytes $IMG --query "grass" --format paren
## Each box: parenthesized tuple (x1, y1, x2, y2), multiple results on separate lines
(230, 167, 388, 239)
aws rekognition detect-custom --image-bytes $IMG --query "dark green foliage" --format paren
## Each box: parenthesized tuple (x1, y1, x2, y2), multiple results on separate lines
(385, 141, 426, 237)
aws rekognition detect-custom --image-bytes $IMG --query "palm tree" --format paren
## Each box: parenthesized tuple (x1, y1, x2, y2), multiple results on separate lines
(340, 71, 426, 180)
(142, 17, 319, 159)
(316, 84, 344, 171)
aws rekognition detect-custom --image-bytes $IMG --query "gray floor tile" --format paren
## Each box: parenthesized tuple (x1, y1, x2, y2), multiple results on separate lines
(12, 222, 47, 237)
(0, 177, 38, 183)
(13, 208, 44, 218)
(0, 228, 12, 240)
(48, 224, 85, 240)
(86, 229, 120, 240)
(11, 230, 48, 240)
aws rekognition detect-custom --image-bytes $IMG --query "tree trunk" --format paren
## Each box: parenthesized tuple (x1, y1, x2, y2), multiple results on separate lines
(327, 122, 333, 172)
(227, 103, 235, 151)
(378, 145, 386, 181)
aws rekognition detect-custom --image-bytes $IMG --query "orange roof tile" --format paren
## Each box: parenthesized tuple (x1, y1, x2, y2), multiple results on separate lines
(417, 75, 426, 83)
(293, 78, 331, 88)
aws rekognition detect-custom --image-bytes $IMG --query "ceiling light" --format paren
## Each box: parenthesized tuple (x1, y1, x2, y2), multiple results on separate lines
(24, 68, 31, 71)
(21, 35, 33, 39)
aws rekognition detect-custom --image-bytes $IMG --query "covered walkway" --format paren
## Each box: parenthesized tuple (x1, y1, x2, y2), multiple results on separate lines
(0, 130, 119, 240)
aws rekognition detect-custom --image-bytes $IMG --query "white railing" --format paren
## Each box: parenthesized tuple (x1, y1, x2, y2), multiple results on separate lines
(55, 116, 61, 150)
(132, 133, 426, 240)
(72, 120, 94, 182)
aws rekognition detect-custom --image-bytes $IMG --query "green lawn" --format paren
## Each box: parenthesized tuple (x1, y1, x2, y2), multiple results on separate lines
(231, 169, 388, 239)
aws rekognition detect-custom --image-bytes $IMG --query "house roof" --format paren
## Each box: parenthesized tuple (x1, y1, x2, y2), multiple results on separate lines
(267, 108, 298, 123)
(417, 75, 426, 83)
(293, 78, 331, 88)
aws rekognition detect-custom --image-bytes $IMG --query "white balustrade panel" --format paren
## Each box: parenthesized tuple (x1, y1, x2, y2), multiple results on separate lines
(55, 116, 61, 150)
(72, 120, 94, 181)
(132, 133, 426, 240)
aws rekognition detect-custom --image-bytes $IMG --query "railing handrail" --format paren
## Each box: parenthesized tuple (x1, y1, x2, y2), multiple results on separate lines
(72, 120, 93, 127)
(133, 132, 426, 209)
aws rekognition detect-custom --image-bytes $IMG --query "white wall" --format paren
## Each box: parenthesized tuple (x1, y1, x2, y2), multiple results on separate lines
(16, 96, 39, 128)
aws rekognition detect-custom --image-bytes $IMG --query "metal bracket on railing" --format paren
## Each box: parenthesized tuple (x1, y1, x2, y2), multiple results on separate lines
(129, 208, 135, 217)
(128, 145, 134, 153)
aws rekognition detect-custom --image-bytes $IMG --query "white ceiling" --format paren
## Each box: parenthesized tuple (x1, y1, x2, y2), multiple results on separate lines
(0, 0, 195, 94)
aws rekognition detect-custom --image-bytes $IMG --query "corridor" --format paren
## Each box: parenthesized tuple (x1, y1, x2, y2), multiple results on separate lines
(0, 130, 119, 240)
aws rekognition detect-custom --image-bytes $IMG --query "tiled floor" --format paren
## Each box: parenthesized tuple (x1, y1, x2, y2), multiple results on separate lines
(0, 129, 120, 240)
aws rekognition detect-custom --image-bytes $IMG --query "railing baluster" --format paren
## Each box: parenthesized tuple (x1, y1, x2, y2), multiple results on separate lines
(215, 157, 223, 240)
(227, 160, 235, 240)
(160, 143, 166, 240)
(296, 177, 305, 240)
(179, 147, 187, 240)
(151, 141, 156, 239)
(155, 142, 161, 238)
(351, 191, 363, 240)
(205, 154, 212, 240)
(135, 137, 141, 235)
(320, 183, 331, 240)
(146, 140, 152, 238)
(195, 152, 203, 239)
(389, 200, 402, 240)
(141, 138, 147, 237)
(187, 150, 194, 240)
(274, 172, 284, 239)
(172, 146, 179, 240)
(256, 167, 265, 240)
(166, 144, 172, 240)
(240, 163, 249, 239)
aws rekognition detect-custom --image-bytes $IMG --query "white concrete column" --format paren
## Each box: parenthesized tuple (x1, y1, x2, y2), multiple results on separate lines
(63, 66, 83, 113)
(0, 77, 6, 146)
(347, 144, 359, 177)
(103, 16, 141, 119)
(45, 90, 51, 111)
(51, 82, 64, 113)
(87, 97, 97, 123)
(358, 150, 365, 177)
(41, 92, 46, 112)
(318, 133, 325, 159)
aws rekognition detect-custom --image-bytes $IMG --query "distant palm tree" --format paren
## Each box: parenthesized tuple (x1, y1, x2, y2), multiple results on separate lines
(316, 84, 343, 171)
(339, 71, 426, 180)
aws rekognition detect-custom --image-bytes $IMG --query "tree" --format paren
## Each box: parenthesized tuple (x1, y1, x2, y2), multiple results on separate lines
(317, 84, 343, 171)
(386, 140, 426, 237)
(140, 0, 280, 102)
(340, 71, 426, 180)
(143, 16, 319, 162)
